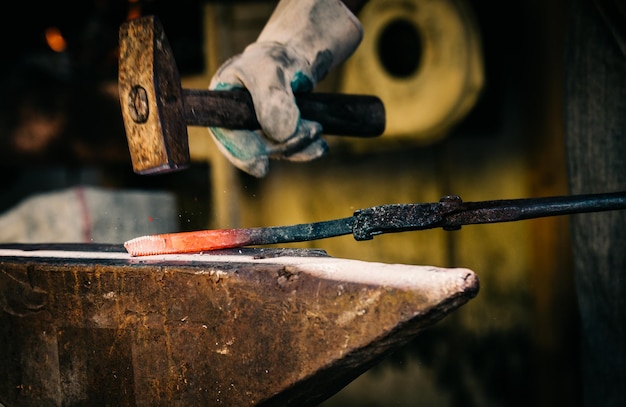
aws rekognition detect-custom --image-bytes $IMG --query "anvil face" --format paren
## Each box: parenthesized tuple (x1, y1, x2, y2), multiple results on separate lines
(0, 244, 478, 406)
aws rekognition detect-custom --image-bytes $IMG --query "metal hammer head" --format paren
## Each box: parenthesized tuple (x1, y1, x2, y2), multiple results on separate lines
(118, 15, 190, 175)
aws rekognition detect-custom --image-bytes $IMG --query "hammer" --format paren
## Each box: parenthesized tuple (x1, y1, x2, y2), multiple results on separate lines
(118, 15, 386, 175)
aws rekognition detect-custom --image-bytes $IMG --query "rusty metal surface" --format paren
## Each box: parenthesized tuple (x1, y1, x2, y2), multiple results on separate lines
(0, 244, 478, 406)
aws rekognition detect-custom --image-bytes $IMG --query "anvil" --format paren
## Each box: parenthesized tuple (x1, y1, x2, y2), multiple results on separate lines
(0, 244, 477, 406)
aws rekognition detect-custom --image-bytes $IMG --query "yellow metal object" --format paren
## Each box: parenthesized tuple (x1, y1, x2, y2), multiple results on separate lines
(340, 0, 484, 143)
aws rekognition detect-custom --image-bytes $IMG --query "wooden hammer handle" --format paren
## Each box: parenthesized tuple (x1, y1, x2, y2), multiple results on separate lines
(182, 88, 385, 137)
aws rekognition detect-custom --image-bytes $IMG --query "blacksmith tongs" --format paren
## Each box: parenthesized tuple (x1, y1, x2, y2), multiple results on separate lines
(125, 191, 626, 256)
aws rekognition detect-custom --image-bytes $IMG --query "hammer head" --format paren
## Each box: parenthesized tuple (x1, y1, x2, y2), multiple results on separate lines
(118, 15, 190, 175)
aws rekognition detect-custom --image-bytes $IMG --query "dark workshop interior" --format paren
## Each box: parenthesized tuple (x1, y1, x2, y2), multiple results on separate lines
(0, 0, 589, 406)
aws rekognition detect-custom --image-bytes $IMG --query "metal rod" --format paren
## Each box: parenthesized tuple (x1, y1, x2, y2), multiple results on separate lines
(444, 191, 626, 227)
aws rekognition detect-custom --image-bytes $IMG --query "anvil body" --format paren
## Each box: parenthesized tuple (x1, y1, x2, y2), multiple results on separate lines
(0, 244, 478, 406)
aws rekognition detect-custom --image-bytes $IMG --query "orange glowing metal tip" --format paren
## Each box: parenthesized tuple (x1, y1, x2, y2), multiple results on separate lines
(124, 229, 257, 256)
(123, 192, 626, 256)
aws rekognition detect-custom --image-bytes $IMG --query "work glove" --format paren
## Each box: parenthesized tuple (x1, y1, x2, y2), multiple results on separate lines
(208, 0, 363, 177)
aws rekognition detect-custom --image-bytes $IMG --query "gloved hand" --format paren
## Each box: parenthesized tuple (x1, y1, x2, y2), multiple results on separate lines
(208, 0, 363, 177)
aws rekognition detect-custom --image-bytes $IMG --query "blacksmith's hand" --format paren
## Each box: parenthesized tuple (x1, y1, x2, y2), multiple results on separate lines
(208, 0, 363, 177)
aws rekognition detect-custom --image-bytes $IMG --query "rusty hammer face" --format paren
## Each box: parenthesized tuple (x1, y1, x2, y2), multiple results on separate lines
(118, 15, 386, 176)
(118, 15, 189, 175)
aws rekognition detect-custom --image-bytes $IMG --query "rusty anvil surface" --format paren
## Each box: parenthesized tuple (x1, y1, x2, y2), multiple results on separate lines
(0, 243, 478, 406)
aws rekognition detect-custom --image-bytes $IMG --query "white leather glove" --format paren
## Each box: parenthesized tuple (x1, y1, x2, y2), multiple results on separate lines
(208, 0, 363, 177)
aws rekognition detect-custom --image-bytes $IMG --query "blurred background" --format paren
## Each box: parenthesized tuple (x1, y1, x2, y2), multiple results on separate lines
(0, 0, 578, 405)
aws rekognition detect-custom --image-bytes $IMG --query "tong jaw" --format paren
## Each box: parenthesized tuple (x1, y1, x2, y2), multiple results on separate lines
(352, 196, 464, 241)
